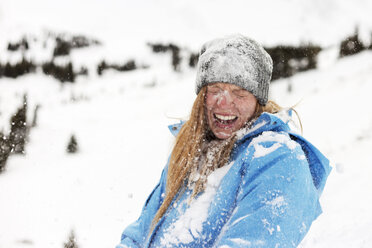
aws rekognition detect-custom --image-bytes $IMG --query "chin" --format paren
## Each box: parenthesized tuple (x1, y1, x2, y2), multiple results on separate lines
(213, 130, 233, 140)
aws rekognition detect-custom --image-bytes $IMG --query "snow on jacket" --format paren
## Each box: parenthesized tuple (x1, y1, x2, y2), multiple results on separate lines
(116, 112, 331, 248)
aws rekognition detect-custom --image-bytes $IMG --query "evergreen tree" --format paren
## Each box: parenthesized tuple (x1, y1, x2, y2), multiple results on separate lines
(189, 53, 199, 68)
(0, 132, 11, 173)
(63, 230, 79, 248)
(339, 28, 366, 58)
(97, 60, 107, 75)
(9, 94, 28, 154)
(265, 45, 321, 81)
(169, 44, 181, 71)
(67, 135, 79, 153)
(67, 62, 75, 82)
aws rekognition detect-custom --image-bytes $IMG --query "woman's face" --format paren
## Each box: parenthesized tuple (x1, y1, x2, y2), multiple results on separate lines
(205, 83, 258, 139)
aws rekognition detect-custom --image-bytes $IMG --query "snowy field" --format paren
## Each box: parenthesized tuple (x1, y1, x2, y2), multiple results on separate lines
(1, 0, 372, 247)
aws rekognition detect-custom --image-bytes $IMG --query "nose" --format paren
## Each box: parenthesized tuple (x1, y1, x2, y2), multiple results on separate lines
(217, 90, 234, 108)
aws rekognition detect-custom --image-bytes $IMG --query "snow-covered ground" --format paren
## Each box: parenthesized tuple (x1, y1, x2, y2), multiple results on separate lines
(1, 0, 372, 247)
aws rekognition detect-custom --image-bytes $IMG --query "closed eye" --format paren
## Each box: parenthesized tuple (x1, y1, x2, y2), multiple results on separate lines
(233, 90, 250, 98)
(207, 86, 223, 94)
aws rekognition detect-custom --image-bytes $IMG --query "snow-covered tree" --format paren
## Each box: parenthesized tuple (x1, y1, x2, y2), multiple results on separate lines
(63, 230, 79, 248)
(9, 94, 28, 154)
(0, 132, 11, 173)
(67, 135, 79, 153)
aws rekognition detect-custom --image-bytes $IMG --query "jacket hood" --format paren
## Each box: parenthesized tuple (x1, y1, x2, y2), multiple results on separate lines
(168, 111, 331, 196)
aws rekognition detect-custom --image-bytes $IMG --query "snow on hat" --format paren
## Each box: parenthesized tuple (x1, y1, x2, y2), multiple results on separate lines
(195, 34, 273, 105)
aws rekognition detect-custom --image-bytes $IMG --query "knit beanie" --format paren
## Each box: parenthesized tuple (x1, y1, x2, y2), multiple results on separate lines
(195, 34, 273, 105)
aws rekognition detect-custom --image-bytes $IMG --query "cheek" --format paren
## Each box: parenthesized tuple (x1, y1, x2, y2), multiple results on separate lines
(238, 101, 257, 121)
(205, 94, 216, 110)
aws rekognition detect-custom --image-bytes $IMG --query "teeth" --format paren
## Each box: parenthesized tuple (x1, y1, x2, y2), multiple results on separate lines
(215, 114, 236, 121)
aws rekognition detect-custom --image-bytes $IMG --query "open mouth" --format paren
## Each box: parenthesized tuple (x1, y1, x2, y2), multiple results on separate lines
(214, 113, 238, 126)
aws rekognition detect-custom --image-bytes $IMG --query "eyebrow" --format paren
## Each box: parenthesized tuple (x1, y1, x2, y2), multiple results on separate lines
(233, 88, 246, 92)
(208, 85, 222, 90)
(208, 84, 244, 91)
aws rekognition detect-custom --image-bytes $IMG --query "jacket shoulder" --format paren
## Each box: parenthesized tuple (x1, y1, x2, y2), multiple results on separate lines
(233, 129, 313, 191)
(248, 130, 302, 159)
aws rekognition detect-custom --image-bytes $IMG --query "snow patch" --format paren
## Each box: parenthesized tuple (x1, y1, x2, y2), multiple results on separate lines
(263, 195, 288, 217)
(160, 162, 234, 247)
(262, 218, 275, 235)
(275, 110, 292, 124)
(117, 244, 130, 248)
(236, 120, 267, 140)
(254, 143, 282, 158)
(230, 238, 252, 245)
(266, 195, 286, 208)
(250, 131, 299, 158)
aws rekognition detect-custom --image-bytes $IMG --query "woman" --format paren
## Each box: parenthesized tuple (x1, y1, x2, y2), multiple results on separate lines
(116, 34, 331, 248)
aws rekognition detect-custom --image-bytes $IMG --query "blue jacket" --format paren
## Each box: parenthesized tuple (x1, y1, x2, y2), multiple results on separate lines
(116, 112, 331, 248)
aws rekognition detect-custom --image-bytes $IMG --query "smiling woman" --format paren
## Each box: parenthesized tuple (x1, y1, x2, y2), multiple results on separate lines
(116, 34, 331, 248)
(205, 83, 258, 140)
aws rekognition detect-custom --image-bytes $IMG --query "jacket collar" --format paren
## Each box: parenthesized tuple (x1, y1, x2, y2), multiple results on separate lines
(236, 112, 291, 142)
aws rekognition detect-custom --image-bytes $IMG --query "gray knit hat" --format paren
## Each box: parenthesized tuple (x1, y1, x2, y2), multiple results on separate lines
(195, 34, 273, 105)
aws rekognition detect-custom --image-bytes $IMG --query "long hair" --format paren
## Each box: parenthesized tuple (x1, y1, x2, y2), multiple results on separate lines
(150, 87, 284, 229)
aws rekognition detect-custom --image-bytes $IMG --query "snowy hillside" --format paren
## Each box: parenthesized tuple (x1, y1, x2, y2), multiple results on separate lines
(1, 0, 372, 247)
